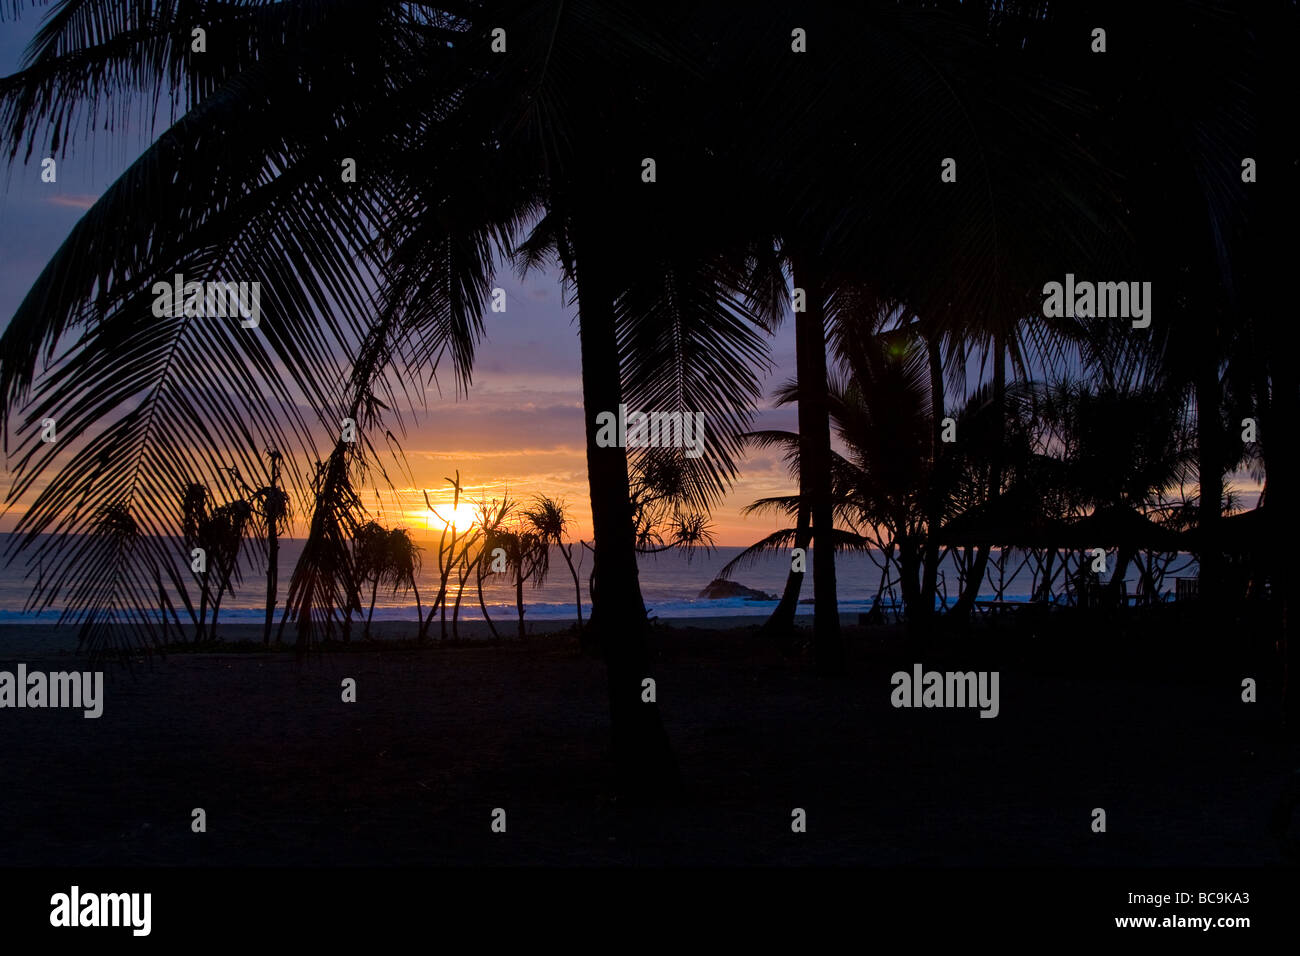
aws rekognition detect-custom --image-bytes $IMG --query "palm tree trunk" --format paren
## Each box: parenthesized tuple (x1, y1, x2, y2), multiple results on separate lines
(952, 333, 1006, 618)
(453, 558, 474, 640)
(210, 562, 232, 641)
(209, 593, 222, 642)
(364, 577, 379, 639)
(1138, 551, 1158, 605)
(411, 575, 422, 635)
(196, 576, 209, 643)
(1107, 544, 1135, 606)
(264, 520, 278, 645)
(583, 550, 599, 651)
(761, 502, 809, 644)
(953, 543, 989, 618)
(560, 542, 584, 634)
(341, 586, 355, 643)
(515, 569, 526, 639)
(573, 208, 678, 799)
(791, 256, 843, 675)
(476, 561, 499, 639)
(898, 533, 923, 620)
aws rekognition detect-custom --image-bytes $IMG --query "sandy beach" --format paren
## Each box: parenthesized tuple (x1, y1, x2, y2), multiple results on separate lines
(0, 614, 859, 654)
(1, 617, 1291, 867)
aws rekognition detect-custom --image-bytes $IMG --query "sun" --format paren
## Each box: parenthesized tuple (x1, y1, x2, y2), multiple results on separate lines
(425, 502, 479, 533)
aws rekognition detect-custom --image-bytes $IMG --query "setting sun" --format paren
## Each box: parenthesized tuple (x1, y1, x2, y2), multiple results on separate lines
(424, 502, 479, 533)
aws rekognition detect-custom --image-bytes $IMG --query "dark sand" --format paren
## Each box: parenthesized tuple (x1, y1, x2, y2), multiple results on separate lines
(0, 617, 1293, 866)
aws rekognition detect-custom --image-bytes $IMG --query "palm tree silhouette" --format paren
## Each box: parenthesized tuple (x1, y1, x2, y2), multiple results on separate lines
(180, 482, 212, 642)
(492, 524, 547, 641)
(523, 495, 584, 637)
(205, 499, 253, 641)
(254, 451, 290, 645)
(226, 451, 291, 644)
(350, 522, 422, 641)
(471, 494, 514, 641)
(351, 521, 389, 641)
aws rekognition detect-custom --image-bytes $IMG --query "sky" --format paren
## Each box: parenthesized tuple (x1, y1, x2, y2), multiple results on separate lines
(0, 12, 802, 547)
(0, 12, 1259, 548)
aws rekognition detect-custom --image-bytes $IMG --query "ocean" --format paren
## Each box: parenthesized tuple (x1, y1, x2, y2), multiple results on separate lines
(0, 534, 1197, 626)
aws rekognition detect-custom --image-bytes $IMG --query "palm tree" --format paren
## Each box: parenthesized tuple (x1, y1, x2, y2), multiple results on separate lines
(352, 521, 390, 641)
(255, 451, 290, 645)
(764, 501, 810, 644)
(492, 524, 547, 640)
(688, 0, 1130, 667)
(348, 521, 423, 641)
(1040, 381, 1195, 601)
(388, 528, 423, 634)
(471, 495, 513, 641)
(728, 328, 1042, 628)
(735, 254, 843, 672)
(523, 496, 584, 635)
(180, 482, 212, 642)
(205, 499, 253, 641)
(226, 452, 292, 644)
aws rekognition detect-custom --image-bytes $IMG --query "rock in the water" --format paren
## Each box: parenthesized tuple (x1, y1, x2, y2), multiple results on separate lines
(697, 577, 776, 601)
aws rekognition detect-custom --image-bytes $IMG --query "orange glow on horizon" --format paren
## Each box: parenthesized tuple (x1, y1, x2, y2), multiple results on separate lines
(420, 502, 480, 534)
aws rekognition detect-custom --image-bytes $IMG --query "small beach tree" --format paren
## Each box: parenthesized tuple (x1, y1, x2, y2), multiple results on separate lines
(352, 521, 392, 640)
(255, 451, 290, 645)
(472, 496, 514, 640)
(385, 527, 423, 636)
(523, 496, 584, 636)
(493, 525, 548, 640)
(205, 499, 253, 641)
(180, 482, 212, 641)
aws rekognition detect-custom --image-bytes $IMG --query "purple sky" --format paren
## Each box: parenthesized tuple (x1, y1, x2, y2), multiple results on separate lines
(0, 13, 802, 545)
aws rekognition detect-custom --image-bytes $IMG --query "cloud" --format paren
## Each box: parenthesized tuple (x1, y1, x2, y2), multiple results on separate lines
(46, 194, 98, 210)
(409, 445, 585, 460)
